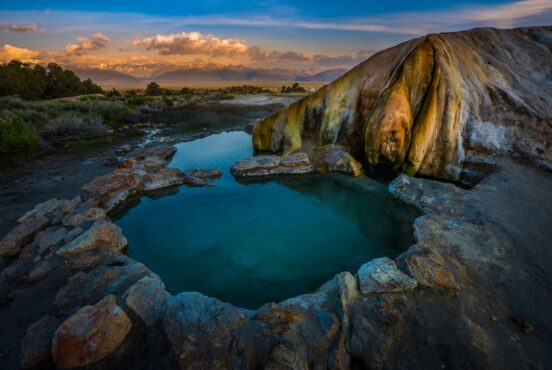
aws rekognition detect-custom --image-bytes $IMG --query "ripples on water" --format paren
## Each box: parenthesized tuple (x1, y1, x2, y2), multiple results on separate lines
(114, 131, 418, 308)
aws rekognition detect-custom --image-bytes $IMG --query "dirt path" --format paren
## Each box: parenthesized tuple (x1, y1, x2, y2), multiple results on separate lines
(0, 144, 120, 237)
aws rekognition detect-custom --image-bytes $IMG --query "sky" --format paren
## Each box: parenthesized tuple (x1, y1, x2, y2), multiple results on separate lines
(0, 0, 551, 71)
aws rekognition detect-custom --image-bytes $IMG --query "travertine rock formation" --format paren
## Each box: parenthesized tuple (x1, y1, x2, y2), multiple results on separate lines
(253, 26, 552, 182)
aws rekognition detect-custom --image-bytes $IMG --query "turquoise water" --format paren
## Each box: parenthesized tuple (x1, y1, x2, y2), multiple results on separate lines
(114, 131, 418, 308)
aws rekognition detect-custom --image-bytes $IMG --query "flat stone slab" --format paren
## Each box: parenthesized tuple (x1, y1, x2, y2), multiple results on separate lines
(143, 168, 186, 191)
(0, 215, 49, 257)
(230, 152, 314, 178)
(118, 144, 176, 169)
(80, 169, 141, 211)
(357, 257, 418, 294)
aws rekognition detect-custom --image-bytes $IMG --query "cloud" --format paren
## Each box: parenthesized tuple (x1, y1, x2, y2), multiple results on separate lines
(248, 46, 309, 62)
(0, 44, 45, 62)
(134, 32, 248, 57)
(135, 31, 309, 63)
(65, 33, 110, 55)
(0, 23, 42, 33)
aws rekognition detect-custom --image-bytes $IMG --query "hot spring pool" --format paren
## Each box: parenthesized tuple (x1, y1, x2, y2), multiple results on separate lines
(113, 131, 418, 308)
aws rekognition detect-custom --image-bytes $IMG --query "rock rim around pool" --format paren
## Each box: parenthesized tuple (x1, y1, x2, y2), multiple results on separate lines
(80, 144, 222, 211)
(230, 146, 363, 179)
(0, 154, 548, 369)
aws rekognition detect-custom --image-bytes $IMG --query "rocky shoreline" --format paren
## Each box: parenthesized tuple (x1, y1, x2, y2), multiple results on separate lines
(1, 139, 550, 369)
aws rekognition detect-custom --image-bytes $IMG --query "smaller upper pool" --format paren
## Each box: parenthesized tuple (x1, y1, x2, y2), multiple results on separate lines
(113, 131, 418, 308)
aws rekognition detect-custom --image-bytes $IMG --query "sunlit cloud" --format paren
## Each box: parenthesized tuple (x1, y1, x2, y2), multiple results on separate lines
(134, 32, 248, 57)
(64, 33, 110, 56)
(0, 44, 45, 63)
(0, 23, 43, 33)
(134, 31, 312, 64)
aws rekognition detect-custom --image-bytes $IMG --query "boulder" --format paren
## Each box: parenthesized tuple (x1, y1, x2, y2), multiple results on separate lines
(313, 145, 363, 176)
(25, 261, 52, 283)
(357, 257, 417, 294)
(179, 168, 223, 187)
(123, 275, 169, 326)
(51, 294, 132, 368)
(230, 153, 314, 178)
(399, 246, 461, 290)
(280, 291, 340, 341)
(118, 144, 176, 169)
(63, 206, 107, 227)
(63, 227, 84, 244)
(0, 215, 49, 257)
(319, 271, 359, 311)
(142, 168, 185, 191)
(163, 292, 253, 369)
(36, 226, 67, 256)
(80, 169, 141, 211)
(55, 256, 148, 315)
(20, 316, 61, 368)
(57, 221, 127, 258)
(185, 168, 223, 180)
(396, 216, 465, 290)
(18, 198, 78, 223)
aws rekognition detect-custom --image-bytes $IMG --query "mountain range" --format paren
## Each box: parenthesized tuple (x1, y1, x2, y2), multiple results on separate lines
(69, 63, 347, 86)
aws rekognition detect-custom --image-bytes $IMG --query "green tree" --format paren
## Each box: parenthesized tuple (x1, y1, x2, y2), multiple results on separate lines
(145, 82, 162, 96)
(80, 78, 103, 95)
(106, 88, 121, 97)
(0, 61, 103, 100)
(0, 61, 46, 100)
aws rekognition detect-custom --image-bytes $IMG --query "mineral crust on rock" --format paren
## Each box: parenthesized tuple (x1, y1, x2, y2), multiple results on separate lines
(253, 27, 552, 183)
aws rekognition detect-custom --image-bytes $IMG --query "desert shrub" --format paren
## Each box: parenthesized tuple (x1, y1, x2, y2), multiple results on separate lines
(224, 85, 272, 94)
(162, 96, 174, 107)
(0, 118, 40, 164)
(0, 96, 28, 110)
(127, 96, 147, 106)
(14, 109, 49, 127)
(91, 100, 129, 123)
(87, 116, 109, 134)
(43, 115, 108, 138)
(281, 83, 306, 93)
